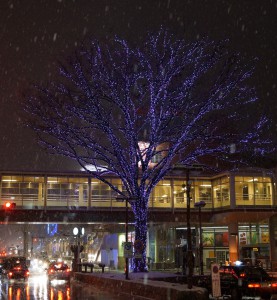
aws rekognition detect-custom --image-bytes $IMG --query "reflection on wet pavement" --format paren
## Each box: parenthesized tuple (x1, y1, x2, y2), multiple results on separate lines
(0, 273, 150, 300)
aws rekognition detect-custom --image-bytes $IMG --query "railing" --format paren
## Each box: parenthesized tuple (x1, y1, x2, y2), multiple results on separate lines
(1, 194, 40, 207)
(235, 193, 272, 206)
(0, 192, 273, 210)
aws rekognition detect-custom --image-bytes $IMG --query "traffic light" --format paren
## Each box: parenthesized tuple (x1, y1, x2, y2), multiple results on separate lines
(3, 202, 16, 209)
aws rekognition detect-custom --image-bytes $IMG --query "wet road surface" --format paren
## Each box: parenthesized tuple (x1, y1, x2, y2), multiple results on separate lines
(0, 272, 152, 300)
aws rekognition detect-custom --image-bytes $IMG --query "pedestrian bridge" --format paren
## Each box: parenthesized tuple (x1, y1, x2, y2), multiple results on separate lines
(0, 169, 276, 224)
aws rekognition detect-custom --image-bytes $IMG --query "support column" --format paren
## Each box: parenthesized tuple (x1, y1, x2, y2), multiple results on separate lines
(269, 215, 277, 270)
(44, 175, 47, 209)
(229, 174, 236, 209)
(228, 223, 239, 264)
(88, 177, 92, 208)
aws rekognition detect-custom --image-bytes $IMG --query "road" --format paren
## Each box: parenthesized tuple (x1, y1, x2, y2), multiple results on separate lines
(0, 271, 152, 300)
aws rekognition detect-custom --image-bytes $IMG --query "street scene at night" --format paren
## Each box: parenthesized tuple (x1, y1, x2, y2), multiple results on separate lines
(1, 1, 277, 299)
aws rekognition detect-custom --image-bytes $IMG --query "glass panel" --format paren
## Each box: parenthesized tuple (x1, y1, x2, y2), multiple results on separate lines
(261, 177, 271, 183)
(235, 176, 244, 182)
(56, 177, 69, 183)
(254, 180, 272, 205)
(23, 176, 44, 183)
(234, 176, 272, 206)
(213, 185, 221, 208)
(1, 175, 23, 182)
(152, 180, 171, 208)
(173, 180, 186, 208)
(212, 177, 230, 208)
(1, 182, 20, 201)
(111, 178, 127, 207)
(221, 176, 229, 184)
(91, 180, 111, 207)
(20, 182, 39, 194)
(67, 177, 88, 183)
(47, 177, 58, 183)
(195, 180, 212, 208)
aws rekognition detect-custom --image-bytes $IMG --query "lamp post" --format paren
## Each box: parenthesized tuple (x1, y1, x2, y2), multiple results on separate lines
(116, 196, 137, 280)
(184, 169, 194, 289)
(175, 164, 203, 288)
(194, 200, 206, 275)
(72, 226, 85, 272)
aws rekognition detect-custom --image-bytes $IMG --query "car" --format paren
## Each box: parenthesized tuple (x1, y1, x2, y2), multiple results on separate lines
(5, 264, 30, 280)
(47, 261, 71, 281)
(219, 265, 277, 300)
(1, 256, 30, 280)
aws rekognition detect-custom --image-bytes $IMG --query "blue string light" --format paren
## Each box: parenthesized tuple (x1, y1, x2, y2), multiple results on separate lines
(25, 28, 273, 272)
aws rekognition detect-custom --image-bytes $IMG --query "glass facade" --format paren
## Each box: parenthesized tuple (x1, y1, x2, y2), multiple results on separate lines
(0, 172, 273, 209)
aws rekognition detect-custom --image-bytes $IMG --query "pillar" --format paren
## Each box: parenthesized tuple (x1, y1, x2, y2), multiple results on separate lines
(269, 215, 277, 270)
(228, 223, 239, 264)
(229, 174, 236, 209)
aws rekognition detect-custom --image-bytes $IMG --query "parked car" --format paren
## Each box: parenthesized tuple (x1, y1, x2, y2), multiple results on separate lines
(1, 256, 29, 280)
(47, 261, 71, 281)
(219, 265, 277, 300)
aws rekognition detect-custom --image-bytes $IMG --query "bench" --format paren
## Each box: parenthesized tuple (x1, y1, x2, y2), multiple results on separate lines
(78, 262, 106, 273)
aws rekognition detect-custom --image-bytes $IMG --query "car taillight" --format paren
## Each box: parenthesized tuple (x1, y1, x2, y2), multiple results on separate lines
(248, 283, 261, 288)
(65, 268, 70, 273)
(271, 282, 277, 287)
(26, 271, 30, 276)
(49, 268, 55, 273)
(8, 272, 13, 277)
(239, 272, 246, 278)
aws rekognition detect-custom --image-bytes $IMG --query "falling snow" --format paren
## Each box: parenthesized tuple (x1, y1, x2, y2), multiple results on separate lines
(0, 0, 276, 171)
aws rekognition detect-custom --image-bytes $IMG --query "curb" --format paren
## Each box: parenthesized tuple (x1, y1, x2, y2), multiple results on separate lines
(73, 272, 209, 300)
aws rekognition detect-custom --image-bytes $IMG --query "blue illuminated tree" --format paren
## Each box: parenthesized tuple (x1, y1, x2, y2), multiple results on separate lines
(25, 29, 272, 272)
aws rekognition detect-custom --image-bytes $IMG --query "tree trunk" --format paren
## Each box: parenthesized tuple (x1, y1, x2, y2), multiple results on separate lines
(133, 201, 148, 272)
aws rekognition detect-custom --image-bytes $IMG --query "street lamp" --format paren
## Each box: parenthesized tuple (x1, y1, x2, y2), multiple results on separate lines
(175, 164, 204, 289)
(116, 196, 137, 280)
(194, 200, 206, 275)
(72, 226, 85, 272)
(184, 169, 194, 289)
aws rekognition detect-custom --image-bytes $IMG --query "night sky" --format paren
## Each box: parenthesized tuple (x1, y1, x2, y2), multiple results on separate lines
(0, 0, 276, 171)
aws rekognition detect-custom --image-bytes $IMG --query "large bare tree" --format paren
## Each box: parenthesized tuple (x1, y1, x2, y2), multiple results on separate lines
(24, 29, 271, 272)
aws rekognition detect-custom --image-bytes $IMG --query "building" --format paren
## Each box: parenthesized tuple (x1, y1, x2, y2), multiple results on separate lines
(0, 167, 276, 271)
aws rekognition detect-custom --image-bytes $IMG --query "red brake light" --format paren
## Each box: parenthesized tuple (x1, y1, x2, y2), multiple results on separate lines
(8, 271, 13, 277)
(239, 272, 246, 278)
(66, 268, 70, 273)
(271, 282, 277, 287)
(248, 283, 261, 288)
(3, 202, 16, 209)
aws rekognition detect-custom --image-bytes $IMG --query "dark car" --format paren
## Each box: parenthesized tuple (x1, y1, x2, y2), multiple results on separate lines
(1, 256, 29, 280)
(47, 261, 71, 282)
(219, 265, 277, 300)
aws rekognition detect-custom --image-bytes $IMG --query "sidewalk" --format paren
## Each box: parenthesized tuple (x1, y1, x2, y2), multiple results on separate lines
(73, 269, 209, 300)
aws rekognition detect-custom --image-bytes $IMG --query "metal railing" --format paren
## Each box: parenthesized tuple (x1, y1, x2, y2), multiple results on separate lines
(0, 191, 273, 210)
